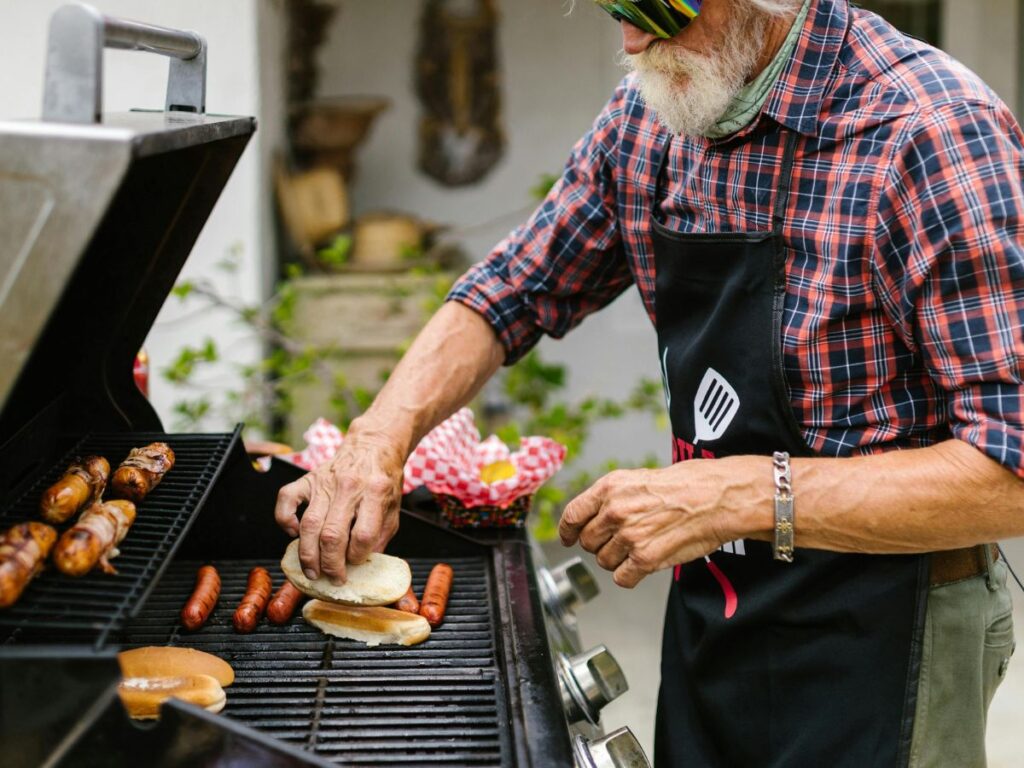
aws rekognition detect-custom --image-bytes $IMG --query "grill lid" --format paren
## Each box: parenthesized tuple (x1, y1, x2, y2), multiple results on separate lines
(0, 3, 255, 442)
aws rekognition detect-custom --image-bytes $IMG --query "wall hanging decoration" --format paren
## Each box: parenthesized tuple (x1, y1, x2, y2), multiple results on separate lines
(415, 0, 504, 186)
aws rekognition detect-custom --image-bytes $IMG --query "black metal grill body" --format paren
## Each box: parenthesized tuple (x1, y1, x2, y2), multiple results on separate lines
(0, 439, 574, 768)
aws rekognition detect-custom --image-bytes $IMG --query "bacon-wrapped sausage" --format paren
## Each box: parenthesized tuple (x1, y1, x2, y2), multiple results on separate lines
(52, 500, 136, 576)
(181, 565, 221, 630)
(0, 522, 58, 608)
(266, 581, 304, 625)
(110, 442, 175, 503)
(39, 455, 110, 524)
(233, 567, 272, 633)
(419, 563, 453, 628)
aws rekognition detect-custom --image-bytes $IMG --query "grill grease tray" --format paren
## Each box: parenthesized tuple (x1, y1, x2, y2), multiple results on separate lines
(126, 557, 511, 767)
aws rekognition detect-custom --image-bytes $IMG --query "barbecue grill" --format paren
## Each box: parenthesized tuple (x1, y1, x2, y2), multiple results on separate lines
(0, 5, 651, 767)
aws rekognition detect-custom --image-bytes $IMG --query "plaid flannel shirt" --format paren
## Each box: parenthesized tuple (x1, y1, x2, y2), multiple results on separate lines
(448, 0, 1024, 477)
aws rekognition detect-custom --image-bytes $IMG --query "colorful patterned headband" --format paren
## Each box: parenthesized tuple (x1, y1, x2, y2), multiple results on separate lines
(597, 0, 702, 39)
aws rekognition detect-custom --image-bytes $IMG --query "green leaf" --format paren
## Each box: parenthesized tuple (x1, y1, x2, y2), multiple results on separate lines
(171, 281, 194, 300)
(530, 172, 560, 201)
(317, 233, 353, 266)
(161, 338, 218, 383)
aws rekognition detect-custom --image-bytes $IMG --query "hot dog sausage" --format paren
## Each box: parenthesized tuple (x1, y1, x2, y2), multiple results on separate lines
(53, 500, 136, 576)
(266, 581, 304, 625)
(111, 443, 175, 503)
(394, 585, 420, 615)
(0, 522, 58, 608)
(181, 565, 221, 630)
(39, 455, 110, 524)
(419, 563, 453, 628)
(233, 567, 272, 633)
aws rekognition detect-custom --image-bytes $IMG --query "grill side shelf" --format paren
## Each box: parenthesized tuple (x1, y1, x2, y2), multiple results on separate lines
(0, 429, 239, 648)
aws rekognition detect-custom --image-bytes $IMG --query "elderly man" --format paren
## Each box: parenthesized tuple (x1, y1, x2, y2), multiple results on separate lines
(277, 0, 1024, 764)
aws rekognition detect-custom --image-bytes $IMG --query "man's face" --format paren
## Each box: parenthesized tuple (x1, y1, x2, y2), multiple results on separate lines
(620, 0, 783, 137)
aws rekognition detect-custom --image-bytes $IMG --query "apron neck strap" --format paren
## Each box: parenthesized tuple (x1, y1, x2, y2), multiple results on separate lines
(772, 131, 798, 235)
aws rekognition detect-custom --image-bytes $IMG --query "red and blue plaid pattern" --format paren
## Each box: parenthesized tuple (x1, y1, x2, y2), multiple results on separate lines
(449, 0, 1024, 477)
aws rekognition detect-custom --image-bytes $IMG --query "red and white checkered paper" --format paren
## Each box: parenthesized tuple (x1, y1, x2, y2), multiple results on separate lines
(278, 408, 566, 508)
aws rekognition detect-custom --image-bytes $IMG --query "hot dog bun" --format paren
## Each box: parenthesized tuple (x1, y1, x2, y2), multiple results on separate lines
(302, 599, 431, 646)
(117, 646, 234, 687)
(118, 674, 226, 720)
(281, 540, 411, 606)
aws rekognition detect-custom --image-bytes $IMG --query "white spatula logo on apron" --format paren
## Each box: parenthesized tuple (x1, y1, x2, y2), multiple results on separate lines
(693, 368, 746, 560)
(693, 367, 740, 444)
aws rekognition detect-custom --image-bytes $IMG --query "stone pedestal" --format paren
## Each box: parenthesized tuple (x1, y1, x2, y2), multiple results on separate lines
(282, 271, 452, 444)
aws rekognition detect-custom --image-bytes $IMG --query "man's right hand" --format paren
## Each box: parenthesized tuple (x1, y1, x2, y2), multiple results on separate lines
(274, 430, 405, 585)
(272, 301, 506, 584)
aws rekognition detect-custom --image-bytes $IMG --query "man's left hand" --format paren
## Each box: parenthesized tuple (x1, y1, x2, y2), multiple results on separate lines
(558, 458, 767, 588)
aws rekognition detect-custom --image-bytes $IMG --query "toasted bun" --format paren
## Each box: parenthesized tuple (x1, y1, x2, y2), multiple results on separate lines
(243, 439, 295, 456)
(118, 674, 226, 720)
(118, 646, 234, 687)
(302, 599, 430, 646)
(281, 540, 411, 606)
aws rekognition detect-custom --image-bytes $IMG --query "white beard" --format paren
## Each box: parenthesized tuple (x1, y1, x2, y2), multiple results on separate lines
(623, 11, 770, 137)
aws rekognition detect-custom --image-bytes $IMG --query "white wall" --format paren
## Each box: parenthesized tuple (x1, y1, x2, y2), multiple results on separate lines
(0, 0, 282, 434)
(942, 0, 1020, 113)
(318, 0, 669, 471)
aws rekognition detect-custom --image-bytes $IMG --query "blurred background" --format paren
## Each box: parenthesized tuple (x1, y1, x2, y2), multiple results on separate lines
(0, 0, 1021, 762)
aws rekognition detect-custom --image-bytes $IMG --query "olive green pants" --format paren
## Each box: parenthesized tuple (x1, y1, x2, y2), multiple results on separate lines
(909, 558, 1016, 768)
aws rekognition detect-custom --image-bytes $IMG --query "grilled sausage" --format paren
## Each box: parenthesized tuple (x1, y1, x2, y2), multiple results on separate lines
(266, 581, 304, 625)
(39, 455, 110, 524)
(233, 567, 272, 633)
(110, 442, 175, 503)
(419, 563, 453, 627)
(394, 585, 420, 615)
(181, 565, 221, 630)
(52, 500, 136, 576)
(0, 522, 58, 608)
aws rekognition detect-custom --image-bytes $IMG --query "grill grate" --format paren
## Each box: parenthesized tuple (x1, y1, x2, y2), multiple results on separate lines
(126, 557, 510, 767)
(0, 431, 236, 647)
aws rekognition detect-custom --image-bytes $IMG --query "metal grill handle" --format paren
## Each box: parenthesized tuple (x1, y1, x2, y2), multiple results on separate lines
(43, 3, 207, 124)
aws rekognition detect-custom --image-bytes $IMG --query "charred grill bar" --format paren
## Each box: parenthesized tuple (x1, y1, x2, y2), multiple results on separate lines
(0, 5, 591, 767)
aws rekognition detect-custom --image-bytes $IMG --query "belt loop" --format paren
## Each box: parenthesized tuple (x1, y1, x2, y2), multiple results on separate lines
(982, 544, 998, 592)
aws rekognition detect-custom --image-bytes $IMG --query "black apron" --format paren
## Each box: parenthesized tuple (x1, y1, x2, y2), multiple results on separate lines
(651, 132, 929, 767)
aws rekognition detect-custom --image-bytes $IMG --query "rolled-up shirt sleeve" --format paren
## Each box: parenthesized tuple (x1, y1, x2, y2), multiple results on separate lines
(447, 80, 633, 364)
(873, 101, 1024, 477)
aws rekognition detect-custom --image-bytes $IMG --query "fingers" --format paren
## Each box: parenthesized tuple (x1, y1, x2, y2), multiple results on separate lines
(349, 475, 400, 563)
(318, 479, 359, 585)
(298, 478, 332, 580)
(559, 482, 605, 546)
(613, 557, 648, 589)
(347, 500, 382, 566)
(595, 533, 629, 572)
(274, 476, 311, 537)
(292, 456, 403, 584)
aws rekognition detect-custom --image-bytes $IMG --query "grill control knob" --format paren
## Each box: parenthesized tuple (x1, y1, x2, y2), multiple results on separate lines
(573, 726, 650, 768)
(558, 645, 628, 724)
(540, 556, 599, 618)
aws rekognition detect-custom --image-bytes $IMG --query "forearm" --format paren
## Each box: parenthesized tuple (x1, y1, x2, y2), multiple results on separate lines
(346, 301, 505, 457)
(731, 439, 1024, 553)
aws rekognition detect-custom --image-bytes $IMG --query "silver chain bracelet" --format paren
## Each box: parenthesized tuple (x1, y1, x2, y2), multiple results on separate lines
(772, 451, 795, 562)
